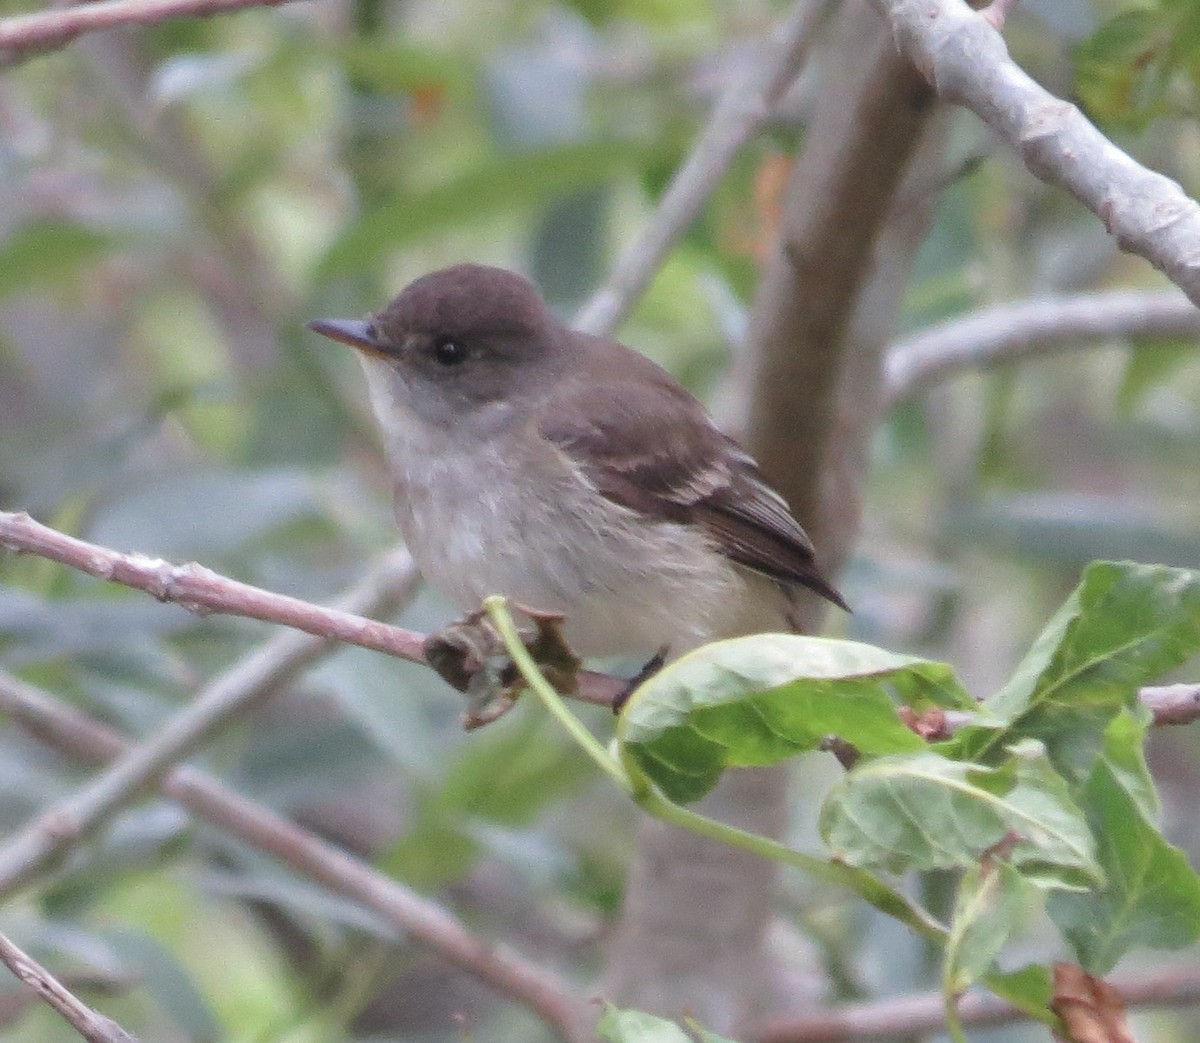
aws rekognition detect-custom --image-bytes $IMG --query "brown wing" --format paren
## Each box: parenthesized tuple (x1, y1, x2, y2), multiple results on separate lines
(538, 375, 848, 611)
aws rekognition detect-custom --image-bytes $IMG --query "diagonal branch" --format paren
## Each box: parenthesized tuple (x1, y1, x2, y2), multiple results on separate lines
(868, 0, 1200, 307)
(0, 511, 425, 661)
(0, 929, 138, 1043)
(0, 526, 421, 899)
(1, 528, 1197, 1038)
(0, 0, 296, 67)
(574, 0, 838, 337)
(0, 511, 622, 708)
(0, 670, 589, 1042)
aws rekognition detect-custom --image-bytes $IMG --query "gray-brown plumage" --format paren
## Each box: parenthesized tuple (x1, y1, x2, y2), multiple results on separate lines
(309, 264, 846, 658)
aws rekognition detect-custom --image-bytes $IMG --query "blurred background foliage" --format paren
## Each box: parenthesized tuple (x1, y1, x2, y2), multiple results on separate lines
(0, 0, 1198, 1040)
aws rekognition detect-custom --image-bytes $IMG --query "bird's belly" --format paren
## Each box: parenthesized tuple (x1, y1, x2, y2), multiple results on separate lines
(394, 466, 746, 659)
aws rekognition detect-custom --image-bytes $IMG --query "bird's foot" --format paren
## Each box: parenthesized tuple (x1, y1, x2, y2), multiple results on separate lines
(424, 603, 581, 730)
(611, 646, 669, 714)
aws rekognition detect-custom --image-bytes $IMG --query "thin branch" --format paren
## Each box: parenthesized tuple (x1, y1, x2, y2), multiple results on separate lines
(1142, 683, 1200, 727)
(746, 964, 1200, 1042)
(0, 0, 294, 67)
(0, 510, 426, 662)
(0, 511, 622, 708)
(1, 531, 1197, 1038)
(0, 929, 138, 1043)
(573, 0, 838, 337)
(935, 683, 1200, 735)
(0, 670, 589, 1042)
(0, 527, 421, 899)
(868, 0, 1200, 307)
(3, 509, 1198, 922)
(0, 973, 135, 1031)
(883, 288, 1200, 406)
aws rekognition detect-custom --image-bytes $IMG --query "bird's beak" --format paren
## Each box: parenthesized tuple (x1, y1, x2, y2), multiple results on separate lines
(306, 318, 392, 360)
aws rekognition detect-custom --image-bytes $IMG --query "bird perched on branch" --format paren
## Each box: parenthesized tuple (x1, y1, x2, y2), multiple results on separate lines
(309, 263, 846, 672)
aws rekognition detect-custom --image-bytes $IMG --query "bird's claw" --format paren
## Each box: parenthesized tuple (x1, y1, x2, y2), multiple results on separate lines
(423, 603, 581, 729)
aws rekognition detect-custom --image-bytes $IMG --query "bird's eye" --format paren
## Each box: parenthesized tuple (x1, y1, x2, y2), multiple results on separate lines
(433, 337, 468, 366)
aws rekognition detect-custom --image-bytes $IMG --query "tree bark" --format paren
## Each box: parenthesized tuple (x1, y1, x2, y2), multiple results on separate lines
(601, 5, 939, 1030)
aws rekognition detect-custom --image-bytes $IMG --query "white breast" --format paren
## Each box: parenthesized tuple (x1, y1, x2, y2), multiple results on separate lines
(362, 357, 782, 658)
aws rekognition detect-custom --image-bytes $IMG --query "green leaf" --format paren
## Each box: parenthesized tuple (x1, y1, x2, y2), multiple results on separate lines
(596, 1004, 694, 1042)
(984, 963, 1054, 1016)
(820, 741, 1099, 888)
(1074, 9, 1179, 131)
(380, 715, 589, 888)
(98, 928, 223, 1042)
(318, 138, 673, 276)
(618, 635, 972, 804)
(1117, 336, 1199, 414)
(945, 561, 1200, 785)
(1047, 712, 1200, 973)
(333, 40, 473, 96)
(944, 860, 1037, 996)
(0, 219, 115, 298)
(1095, 708, 1159, 821)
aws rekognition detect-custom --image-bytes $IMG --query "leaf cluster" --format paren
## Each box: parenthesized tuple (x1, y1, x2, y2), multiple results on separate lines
(615, 560, 1200, 1018)
(1075, 0, 1200, 130)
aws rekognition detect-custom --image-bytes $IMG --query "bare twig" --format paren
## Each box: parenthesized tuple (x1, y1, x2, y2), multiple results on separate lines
(1142, 683, 1200, 727)
(868, 0, 1200, 307)
(0, 0, 294, 67)
(0, 671, 589, 1042)
(0, 972, 135, 1031)
(746, 964, 1200, 1042)
(883, 289, 1200, 406)
(0, 530, 421, 898)
(573, 0, 838, 337)
(0, 511, 425, 662)
(0, 511, 622, 709)
(935, 683, 1200, 734)
(1, 539, 1197, 1038)
(0, 929, 138, 1043)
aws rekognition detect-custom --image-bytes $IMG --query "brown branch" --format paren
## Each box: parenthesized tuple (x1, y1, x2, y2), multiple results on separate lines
(0, 512, 620, 907)
(0, 670, 589, 1042)
(0, 511, 622, 709)
(883, 289, 1200, 407)
(0, 972, 135, 1031)
(934, 682, 1200, 735)
(1142, 683, 1200, 727)
(574, 0, 837, 337)
(0, 525, 1196, 1037)
(746, 964, 1200, 1042)
(2, 505, 1196, 912)
(0, 521, 421, 898)
(0, 0, 293, 67)
(0, 929, 138, 1043)
(0, 510, 425, 662)
(868, 0, 1200, 307)
(738, 8, 936, 578)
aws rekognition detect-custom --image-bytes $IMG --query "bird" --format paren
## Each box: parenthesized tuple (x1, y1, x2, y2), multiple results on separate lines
(308, 263, 846, 669)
